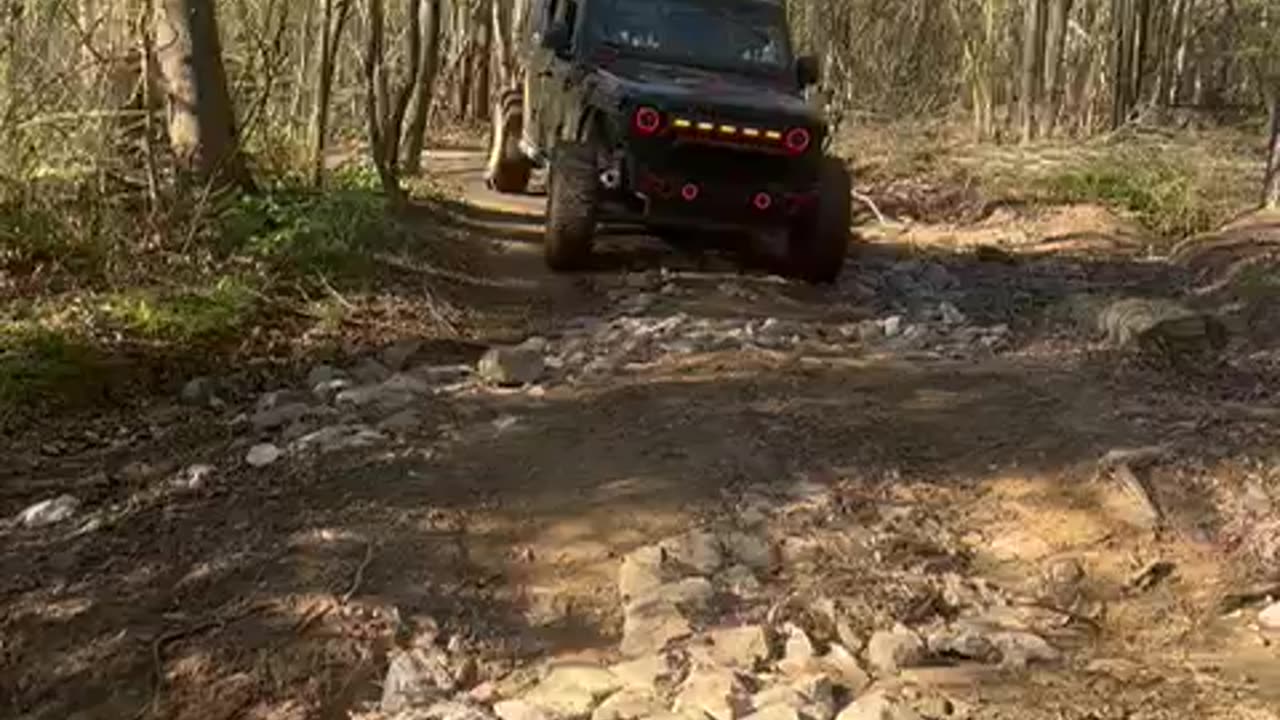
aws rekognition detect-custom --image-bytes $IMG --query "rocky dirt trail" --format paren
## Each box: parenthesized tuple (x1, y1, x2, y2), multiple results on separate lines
(4, 151, 1280, 720)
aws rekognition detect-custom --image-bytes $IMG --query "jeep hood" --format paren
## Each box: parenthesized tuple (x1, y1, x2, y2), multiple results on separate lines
(595, 59, 821, 126)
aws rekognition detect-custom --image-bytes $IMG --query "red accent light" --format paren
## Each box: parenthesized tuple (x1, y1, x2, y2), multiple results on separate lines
(633, 106, 662, 135)
(784, 127, 812, 154)
(680, 183, 699, 201)
(753, 192, 773, 211)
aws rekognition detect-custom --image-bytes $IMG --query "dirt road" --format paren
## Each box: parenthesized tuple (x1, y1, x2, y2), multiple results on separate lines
(4, 151, 1280, 720)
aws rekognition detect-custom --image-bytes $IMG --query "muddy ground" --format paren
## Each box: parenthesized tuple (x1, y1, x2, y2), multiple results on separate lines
(3, 150, 1280, 720)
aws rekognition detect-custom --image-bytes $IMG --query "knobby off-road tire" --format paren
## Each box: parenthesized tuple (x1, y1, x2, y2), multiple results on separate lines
(787, 157, 853, 284)
(544, 141, 598, 271)
(485, 99, 532, 193)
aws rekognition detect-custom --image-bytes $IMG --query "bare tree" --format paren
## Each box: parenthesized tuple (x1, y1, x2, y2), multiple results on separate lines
(155, 0, 255, 192)
(361, 0, 424, 203)
(401, 0, 443, 176)
(308, 0, 354, 185)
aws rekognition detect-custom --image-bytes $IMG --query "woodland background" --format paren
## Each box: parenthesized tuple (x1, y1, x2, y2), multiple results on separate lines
(0, 0, 1278, 415)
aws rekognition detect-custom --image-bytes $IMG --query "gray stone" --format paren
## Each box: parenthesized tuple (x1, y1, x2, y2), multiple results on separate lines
(245, 443, 283, 468)
(1260, 602, 1280, 630)
(924, 625, 998, 663)
(412, 363, 474, 384)
(719, 564, 763, 598)
(673, 667, 752, 720)
(496, 700, 552, 720)
(865, 625, 926, 675)
(353, 358, 393, 385)
(252, 402, 315, 431)
(701, 625, 770, 669)
(880, 316, 904, 338)
(938, 302, 967, 326)
(633, 577, 714, 613)
(660, 530, 723, 575)
(479, 344, 546, 386)
(307, 364, 344, 387)
(622, 597, 693, 657)
(292, 424, 386, 454)
(722, 532, 774, 572)
(380, 647, 455, 712)
(180, 376, 218, 406)
(988, 631, 1059, 669)
(383, 339, 424, 371)
(835, 689, 922, 720)
(313, 378, 352, 402)
(335, 374, 427, 411)
(379, 409, 423, 434)
(16, 494, 80, 527)
(172, 463, 215, 490)
(591, 688, 663, 720)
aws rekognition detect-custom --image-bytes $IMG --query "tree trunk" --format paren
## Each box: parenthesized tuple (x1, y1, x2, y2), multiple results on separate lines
(155, 0, 255, 193)
(402, 0, 442, 175)
(1265, 96, 1279, 209)
(1041, 0, 1072, 136)
(361, 0, 423, 204)
(1019, 0, 1046, 142)
(308, 0, 353, 186)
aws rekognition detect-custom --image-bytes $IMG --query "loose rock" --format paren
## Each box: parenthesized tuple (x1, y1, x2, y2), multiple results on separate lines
(396, 700, 497, 720)
(818, 644, 871, 694)
(307, 364, 344, 387)
(383, 339, 424, 371)
(479, 343, 546, 386)
(619, 545, 675, 602)
(987, 631, 1060, 669)
(353, 358, 394, 385)
(251, 402, 315, 432)
(591, 688, 663, 720)
(180, 377, 218, 406)
(866, 625, 926, 675)
(609, 652, 683, 690)
(701, 624, 771, 669)
(660, 529, 723, 575)
(16, 494, 80, 527)
(834, 689, 922, 720)
(172, 463, 215, 490)
(722, 531, 775, 572)
(496, 700, 552, 720)
(622, 597, 694, 657)
(1260, 602, 1280, 630)
(380, 647, 456, 712)
(523, 664, 621, 719)
(245, 443, 283, 468)
(673, 667, 753, 720)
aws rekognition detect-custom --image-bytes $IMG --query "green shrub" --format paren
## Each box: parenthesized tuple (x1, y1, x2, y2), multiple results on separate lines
(1040, 148, 1219, 237)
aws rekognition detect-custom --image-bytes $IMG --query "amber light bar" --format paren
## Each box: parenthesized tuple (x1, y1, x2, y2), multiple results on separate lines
(667, 115, 808, 154)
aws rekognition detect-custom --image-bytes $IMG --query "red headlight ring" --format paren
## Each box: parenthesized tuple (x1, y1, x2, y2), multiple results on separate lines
(633, 106, 663, 135)
(784, 127, 812, 154)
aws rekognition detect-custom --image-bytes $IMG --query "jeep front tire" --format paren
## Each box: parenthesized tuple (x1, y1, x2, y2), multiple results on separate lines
(486, 98, 532, 193)
(544, 142, 598, 271)
(787, 157, 852, 284)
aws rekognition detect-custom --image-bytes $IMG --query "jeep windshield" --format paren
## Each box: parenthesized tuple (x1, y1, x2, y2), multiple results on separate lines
(588, 0, 793, 75)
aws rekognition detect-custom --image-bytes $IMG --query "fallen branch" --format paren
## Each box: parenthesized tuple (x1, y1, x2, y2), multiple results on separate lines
(851, 189, 888, 225)
(341, 540, 376, 604)
(134, 602, 269, 719)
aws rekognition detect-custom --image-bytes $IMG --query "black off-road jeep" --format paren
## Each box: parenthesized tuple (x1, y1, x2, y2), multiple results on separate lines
(485, 0, 851, 283)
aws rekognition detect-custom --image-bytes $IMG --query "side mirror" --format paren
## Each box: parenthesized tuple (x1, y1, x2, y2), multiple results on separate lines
(542, 21, 571, 56)
(796, 55, 820, 88)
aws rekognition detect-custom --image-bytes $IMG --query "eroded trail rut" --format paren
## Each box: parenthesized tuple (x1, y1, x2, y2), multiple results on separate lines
(4, 151, 1280, 720)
